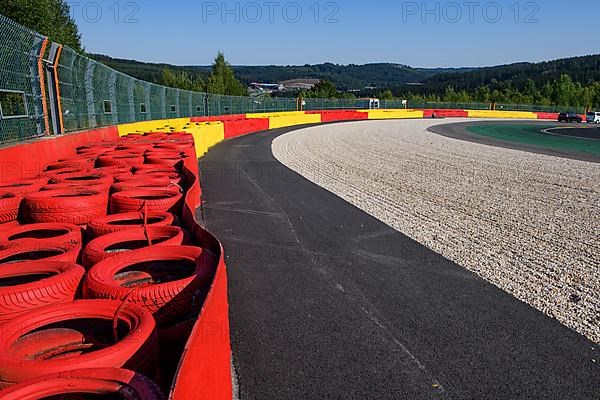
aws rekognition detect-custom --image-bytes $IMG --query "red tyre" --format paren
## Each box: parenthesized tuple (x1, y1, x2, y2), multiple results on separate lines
(97, 154, 145, 168)
(0, 179, 46, 196)
(84, 246, 215, 325)
(41, 167, 87, 180)
(23, 189, 108, 225)
(0, 368, 166, 400)
(134, 171, 182, 185)
(40, 182, 110, 192)
(86, 212, 175, 238)
(82, 226, 186, 268)
(93, 165, 133, 176)
(50, 172, 113, 187)
(0, 223, 82, 250)
(110, 190, 183, 214)
(0, 300, 158, 386)
(45, 157, 95, 171)
(0, 194, 21, 224)
(0, 221, 19, 231)
(114, 174, 171, 185)
(0, 242, 81, 264)
(116, 143, 151, 152)
(154, 142, 193, 152)
(133, 164, 178, 174)
(0, 261, 85, 321)
(111, 181, 181, 193)
(144, 155, 188, 169)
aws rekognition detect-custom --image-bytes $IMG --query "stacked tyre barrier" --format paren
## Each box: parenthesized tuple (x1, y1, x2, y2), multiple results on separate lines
(0, 131, 217, 398)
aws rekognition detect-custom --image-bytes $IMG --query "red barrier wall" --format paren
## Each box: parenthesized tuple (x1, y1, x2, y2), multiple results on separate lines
(0, 126, 119, 182)
(535, 112, 559, 120)
(306, 110, 368, 122)
(420, 109, 469, 118)
(223, 118, 269, 139)
(171, 159, 231, 400)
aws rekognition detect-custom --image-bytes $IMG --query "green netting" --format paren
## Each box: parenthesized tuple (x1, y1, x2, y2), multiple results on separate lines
(495, 103, 585, 114)
(408, 101, 491, 110)
(304, 98, 364, 110)
(2, 13, 590, 143)
(0, 14, 46, 145)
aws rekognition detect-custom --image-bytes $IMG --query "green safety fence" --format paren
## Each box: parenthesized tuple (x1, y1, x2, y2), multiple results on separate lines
(495, 103, 586, 114)
(408, 102, 491, 110)
(0, 14, 47, 145)
(0, 12, 592, 145)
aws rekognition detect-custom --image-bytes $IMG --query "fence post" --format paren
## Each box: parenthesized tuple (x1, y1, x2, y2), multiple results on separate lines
(45, 42, 63, 135)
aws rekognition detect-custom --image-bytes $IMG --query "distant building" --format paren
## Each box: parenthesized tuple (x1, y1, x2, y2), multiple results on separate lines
(280, 79, 320, 91)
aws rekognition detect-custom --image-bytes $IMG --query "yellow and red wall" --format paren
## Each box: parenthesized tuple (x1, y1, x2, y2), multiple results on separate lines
(0, 107, 564, 399)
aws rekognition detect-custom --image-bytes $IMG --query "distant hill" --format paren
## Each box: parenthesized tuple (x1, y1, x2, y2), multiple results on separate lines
(90, 54, 472, 90)
(421, 54, 600, 92)
(91, 53, 600, 95)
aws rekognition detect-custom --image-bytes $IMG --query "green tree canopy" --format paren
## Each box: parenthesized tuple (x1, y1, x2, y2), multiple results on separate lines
(207, 52, 247, 96)
(161, 68, 204, 91)
(0, 0, 82, 50)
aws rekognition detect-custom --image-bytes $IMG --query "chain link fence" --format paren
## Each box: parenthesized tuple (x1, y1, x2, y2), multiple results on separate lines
(408, 101, 491, 110)
(0, 13, 590, 145)
(496, 103, 585, 114)
(0, 14, 47, 145)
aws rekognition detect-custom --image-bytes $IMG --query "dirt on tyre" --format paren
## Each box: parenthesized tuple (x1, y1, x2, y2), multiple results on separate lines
(0, 242, 82, 264)
(0, 223, 82, 250)
(0, 368, 166, 400)
(84, 246, 216, 326)
(82, 226, 187, 268)
(86, 212, 176, 239)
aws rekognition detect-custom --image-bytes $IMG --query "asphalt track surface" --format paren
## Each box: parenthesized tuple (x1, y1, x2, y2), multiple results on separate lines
(547, 125, 600, 140)
(428, 120, 600, 163)
(199, 124, 600, 400)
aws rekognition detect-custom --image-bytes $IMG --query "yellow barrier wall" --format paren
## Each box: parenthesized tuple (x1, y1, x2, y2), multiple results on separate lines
(268, 113, 322, 129)
(246, 111, 305, 119)
(359, 109, 424, 119)
(117, 118, 192, 136)
(466, 110, 537, 119)
(187, 122, 225, 157)
(117, 118, 224, 157)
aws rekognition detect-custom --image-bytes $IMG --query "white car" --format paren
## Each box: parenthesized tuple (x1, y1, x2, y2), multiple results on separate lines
(586, 111, 600, 123)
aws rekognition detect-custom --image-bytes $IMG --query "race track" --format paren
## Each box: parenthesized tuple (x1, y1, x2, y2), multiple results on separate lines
(200, 121, 599, 400)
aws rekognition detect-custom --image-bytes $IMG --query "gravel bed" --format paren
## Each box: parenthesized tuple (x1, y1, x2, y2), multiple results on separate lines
(272, 119, 600, 343)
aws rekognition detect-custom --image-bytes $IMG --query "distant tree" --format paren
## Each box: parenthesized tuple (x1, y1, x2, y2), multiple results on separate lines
(0, 0, 82, 50)
(379, 89, 394, 100)
(299, 80, 344, 99)
(161, 69, 204, 91)
(207, 52, 247, 96)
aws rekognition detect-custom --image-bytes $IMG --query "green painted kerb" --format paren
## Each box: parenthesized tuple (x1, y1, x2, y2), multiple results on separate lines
(466, 124, 600, 157)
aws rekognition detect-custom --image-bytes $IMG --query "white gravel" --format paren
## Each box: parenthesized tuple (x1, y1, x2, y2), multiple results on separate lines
(272, 119, 600, 343)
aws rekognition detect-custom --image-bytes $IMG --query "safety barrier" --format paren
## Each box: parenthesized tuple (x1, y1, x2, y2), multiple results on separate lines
(0, 123, 231, 400)
(466, 110, 538, 119)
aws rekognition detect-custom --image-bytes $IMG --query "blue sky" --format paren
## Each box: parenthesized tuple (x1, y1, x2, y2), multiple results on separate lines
(71, 0, 599, 67)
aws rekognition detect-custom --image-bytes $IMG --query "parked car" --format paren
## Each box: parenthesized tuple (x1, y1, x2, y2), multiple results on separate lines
(558, 112, 582, 123)
(586, 111, 600, 124)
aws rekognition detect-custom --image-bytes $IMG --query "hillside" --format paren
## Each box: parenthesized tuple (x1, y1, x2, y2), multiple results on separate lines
(422, 54, 600, 92)
(91, 53, 600, 105)
(90, 54, 471, 90)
